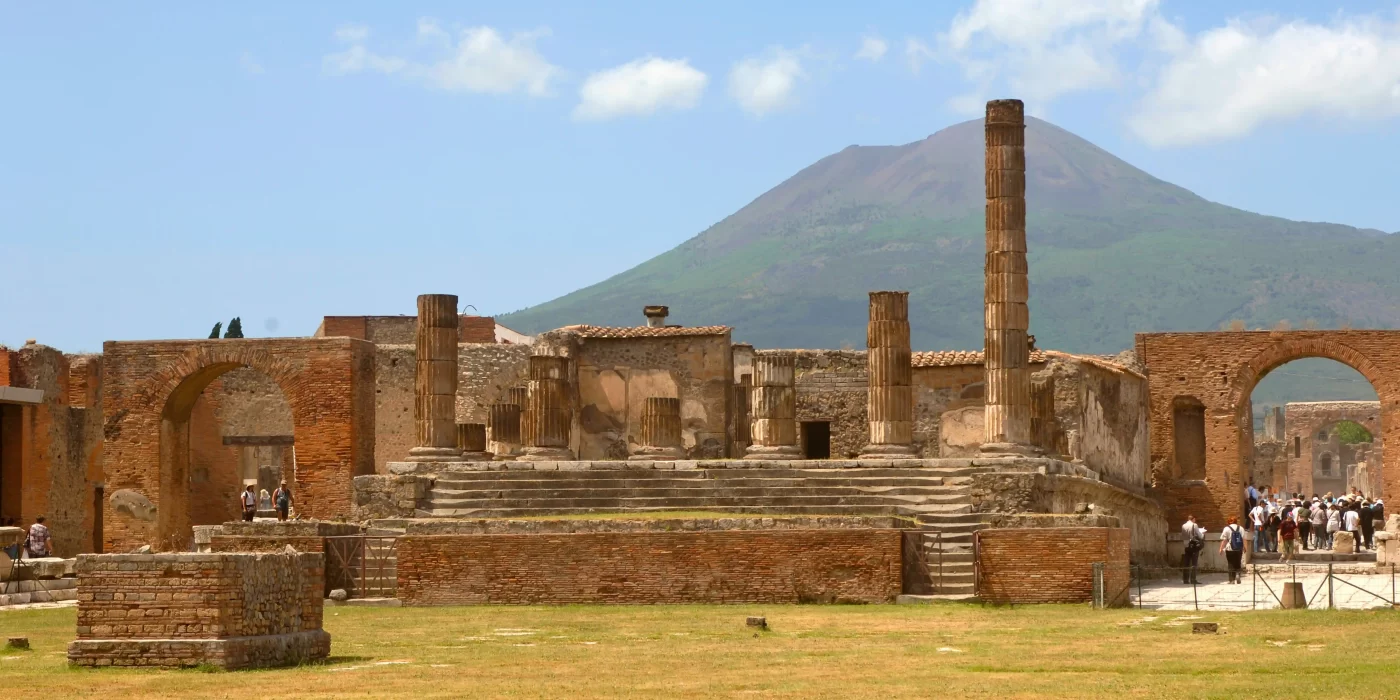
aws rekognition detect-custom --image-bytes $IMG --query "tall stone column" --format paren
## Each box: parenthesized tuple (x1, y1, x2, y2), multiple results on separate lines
(457, 422, 492, 461)
(860, 291, 915, 459)
(488, 402, 523, 460)
(407, 294, 463, 462)
(521, 356, 574, 461)
(630, 397, 685, 460)
(982, 99, 1038, 455)
(745, 354, 801, 460)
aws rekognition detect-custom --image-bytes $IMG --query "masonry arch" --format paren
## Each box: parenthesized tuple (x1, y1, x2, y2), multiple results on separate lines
(102, 338, 374, 552)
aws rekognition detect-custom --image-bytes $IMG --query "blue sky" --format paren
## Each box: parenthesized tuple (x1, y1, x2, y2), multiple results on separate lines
(4, 1, 1400, 351)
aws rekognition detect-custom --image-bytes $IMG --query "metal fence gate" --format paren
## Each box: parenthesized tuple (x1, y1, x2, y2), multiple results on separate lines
(324, 535, 398, 599)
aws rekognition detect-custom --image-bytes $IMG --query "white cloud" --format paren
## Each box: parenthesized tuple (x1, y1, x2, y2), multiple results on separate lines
(1131, 15, 1400, 146)
(905, 38, 936, 74)
(728, 49, 804, 116)
(941, 0, 1161, 103)
(947, 93, 984, 116)
(322, 24, 561, 97)
(335, 24, 369, 43)
(855, 35, 888, 62)
(573, 57, 708, 120)
(239, 51, 264, 75)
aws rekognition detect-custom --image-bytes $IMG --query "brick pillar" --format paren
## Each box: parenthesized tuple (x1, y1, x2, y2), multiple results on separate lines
(860, 291, 915, 459)
(630, 397, 685, 460)
(457, 423, 491, 461)
(521, 356, 574, 461)
(982, 99, 1039, 456)
(407, 294, 463, 462)
(745, 354, 801, 460)
(487, 403, 522, 460)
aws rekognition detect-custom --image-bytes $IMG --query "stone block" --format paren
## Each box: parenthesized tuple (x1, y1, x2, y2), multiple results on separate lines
(556, 461, 590, 471)
(1333, 531, 1356, 554)
(652, 460, 676, 470)
(624, 461, 654, 470)
(1192, 622, 1218, 634)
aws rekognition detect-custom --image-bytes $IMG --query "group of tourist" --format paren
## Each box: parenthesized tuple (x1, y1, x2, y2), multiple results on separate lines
(1245, 482, 1384, 554)
(239, 481, 295, 522)
(1, 515, 53, 560)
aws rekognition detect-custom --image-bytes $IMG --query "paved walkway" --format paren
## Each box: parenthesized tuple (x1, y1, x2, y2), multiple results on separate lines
(1133, 571, 1399, 610)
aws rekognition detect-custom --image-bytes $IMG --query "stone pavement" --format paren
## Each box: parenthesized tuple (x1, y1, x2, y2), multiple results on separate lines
(1133, 570, 1400, 610)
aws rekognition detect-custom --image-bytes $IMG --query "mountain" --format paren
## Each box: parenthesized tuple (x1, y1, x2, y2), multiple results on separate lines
(499, 117, 1400, 355)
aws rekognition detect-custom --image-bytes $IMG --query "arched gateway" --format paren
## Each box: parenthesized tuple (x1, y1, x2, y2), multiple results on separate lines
(101, 337, 375, 551)
(1137, 330, 1400, 529)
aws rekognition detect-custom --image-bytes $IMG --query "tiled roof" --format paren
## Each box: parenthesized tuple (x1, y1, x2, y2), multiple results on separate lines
(561, 325, 731, 339)
(910, 349, 1048, 367)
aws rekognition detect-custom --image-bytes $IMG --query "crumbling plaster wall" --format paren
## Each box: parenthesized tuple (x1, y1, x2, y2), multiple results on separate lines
(1041, 354, 1150, 493)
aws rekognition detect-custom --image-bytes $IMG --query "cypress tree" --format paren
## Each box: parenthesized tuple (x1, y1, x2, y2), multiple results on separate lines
(225, 317, 244, 339)
(208, 322, 222, 339)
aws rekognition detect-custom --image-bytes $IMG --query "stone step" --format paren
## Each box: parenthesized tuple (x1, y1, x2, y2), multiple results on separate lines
(429, 477, 964, 492)
(417, 504, 966, 518)
(424, 493, 970, 511)
(897, 593, 981, 604)
(428, 485, 970, 501)
(427, 467, 990, 481)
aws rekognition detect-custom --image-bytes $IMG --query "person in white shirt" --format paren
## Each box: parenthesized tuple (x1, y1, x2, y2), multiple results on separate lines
(1249, 503, 1268, 553)
(1180, 516, 1205, 584)
(1311, 501, 1328, 550)
(1219, 516, 1247, 584)
(1344, 504, 1362, 547)
(239, 485, 258, 522)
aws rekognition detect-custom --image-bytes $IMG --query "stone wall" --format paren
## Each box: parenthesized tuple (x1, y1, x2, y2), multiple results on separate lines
(353, 473, 434, 519)
(456, 343, 533, 424)
(69, 551, 330, 669)
(789, 350, 867, 459)
(209, 520, 364, 554)
(977, 527, 1130, 605)
(1283, 401, 1382, 497)
(912, 364, 994, 457)
(186, 367, 294, 526)
(397, 529, 901, 605)
(402, 515, 908, 535)
(1041, 353, 1151, 492)
(0, 344, 104, 555)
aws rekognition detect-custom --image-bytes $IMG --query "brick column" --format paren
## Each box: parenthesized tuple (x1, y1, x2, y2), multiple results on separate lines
(521, 356, 574, 461)
(630, 397, 685, 460)
(407, 294, 463, 462)
(745, 354, 801, 460)
(982, 99, 1039, 456)
(860, 291, 915, 458)
(457, 423, 491, 461)
(487, 402, 522, 460)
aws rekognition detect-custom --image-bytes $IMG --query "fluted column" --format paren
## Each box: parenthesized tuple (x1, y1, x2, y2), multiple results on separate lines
(488, 401, 523, 460)
(745, 354, 801, 460)
(982, 99, 1038, 455)
(457, 422, 491, 461)
(630, 397, 685, 460)
(860, 291, 915, 458)
(521, 356, 574, 461)
(407, 294, 462, 462)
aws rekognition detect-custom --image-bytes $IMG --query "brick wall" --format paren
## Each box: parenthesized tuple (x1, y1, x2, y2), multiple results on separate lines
(459, 315, 496, 343)
(69, 552, 329, 669)
(397, 529, 901, 605)
(977, 527, 1130, 605)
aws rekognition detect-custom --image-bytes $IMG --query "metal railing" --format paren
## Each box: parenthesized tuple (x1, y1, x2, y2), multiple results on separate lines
(1090, 563, 1400, 610)
(901, 530, 944, 595)
(324, 535, 398, 599)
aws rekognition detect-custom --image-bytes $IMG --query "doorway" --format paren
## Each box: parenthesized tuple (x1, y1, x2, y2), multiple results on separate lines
(801, 421, 831, 459)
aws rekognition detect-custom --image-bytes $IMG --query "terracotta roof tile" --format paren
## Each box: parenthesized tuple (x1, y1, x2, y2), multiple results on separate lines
(910, 349, 1048, 367)
(562, 325, 731, 339)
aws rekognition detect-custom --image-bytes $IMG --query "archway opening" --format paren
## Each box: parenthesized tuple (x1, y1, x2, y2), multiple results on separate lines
(1248, 357, 1379, 499)
(160, 364, 293, 547)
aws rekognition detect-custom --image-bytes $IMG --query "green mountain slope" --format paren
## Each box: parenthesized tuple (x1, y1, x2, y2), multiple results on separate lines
(500, 117, 1399, 356)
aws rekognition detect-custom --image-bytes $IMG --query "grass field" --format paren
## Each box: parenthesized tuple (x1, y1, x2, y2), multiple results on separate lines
(3, 603, 1398, 698)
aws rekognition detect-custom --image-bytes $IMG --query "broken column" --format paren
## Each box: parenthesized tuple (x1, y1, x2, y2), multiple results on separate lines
(745, 354, 801, 460)
(860, 291, 915, 459)
(487, 400, 523, 460)
(408, 294, 462, 462)
(521, 356, 574, 461)
(982, 99, 1038, 456)
(457, 423, 492, 461)
(630, 397, 685, 460)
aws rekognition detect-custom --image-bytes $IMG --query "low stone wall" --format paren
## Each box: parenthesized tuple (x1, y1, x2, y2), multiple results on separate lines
(977, 527, 1130, 605)
(400, 515, 909, 535)
(354, 473, 435, 519)
(208, 521, 364, 554)
(397, 529, 902, 605)
(971, 472, 1167, 564)
(0, 556, 78, 606)
(68, 552, 330, 669)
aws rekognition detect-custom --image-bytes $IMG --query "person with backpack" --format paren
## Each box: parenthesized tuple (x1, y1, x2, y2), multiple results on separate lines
(1181, 515, 1205, 584)
(24, 516, 52, 558)
(239, 485, 258, 522)
(272, 480, 294, 522)
(1220, 516, 1247, 584)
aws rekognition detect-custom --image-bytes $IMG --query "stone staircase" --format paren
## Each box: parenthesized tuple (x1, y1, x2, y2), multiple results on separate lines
(415, 466, 995, 595)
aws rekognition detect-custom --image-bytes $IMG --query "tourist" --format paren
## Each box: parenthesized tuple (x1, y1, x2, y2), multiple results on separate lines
(1181, 515, 1204, 584)
(1361, 500, 1377, 550)
(1279, 512, 1298, 562)
(1344, 501, 1362, 549)
(259, 488, 272, 511)
(1295, 501, 1311, 551)
(240, 485, 257, 522)
(1245, 482, 1259, 517)
(1249, 501, 1268, 554)
(1311, 500, 1328, 550)
(1264, 506, 1281, 554)
(1220, 516, 1247, 584)
(273, 481, 294, 522)
(1374, 499, 1386, 537)
(24, 516, 52, 558)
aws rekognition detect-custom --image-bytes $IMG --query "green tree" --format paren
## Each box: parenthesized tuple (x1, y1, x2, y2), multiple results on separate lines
(224, 317, 244, 338)
(208, 322, 222, 339)
(1335, 420, 1373, 444)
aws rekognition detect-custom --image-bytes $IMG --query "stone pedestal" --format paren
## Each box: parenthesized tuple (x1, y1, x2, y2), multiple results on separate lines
(860, 291, 915, 459)
(1280, 581, 1307, 609)
(407, 294, 463, 462)
(631, 397, 685, 460)
(456, 423, 492, 461)
(488, 402, 523, 460)
(982, 99, 1039, 457)
(521, 356, 574, 461)
(745, 354, 801, 460)
(1332, 530, 1356, 554)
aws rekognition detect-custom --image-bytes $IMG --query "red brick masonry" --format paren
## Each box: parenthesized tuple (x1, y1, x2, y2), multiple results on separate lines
(397, 529, 902, 605)
(977, 527, 1130, 605)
